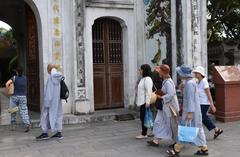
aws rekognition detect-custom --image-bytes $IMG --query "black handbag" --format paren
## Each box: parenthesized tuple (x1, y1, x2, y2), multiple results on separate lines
(155, 98, 163, 110)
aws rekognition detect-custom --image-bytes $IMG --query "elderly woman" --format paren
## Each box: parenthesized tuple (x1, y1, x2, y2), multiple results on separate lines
(147, 64, 179, 146)
(193, 66, 223, 139)
(136, 64, 153, 139)
(167, 65, 209, 156)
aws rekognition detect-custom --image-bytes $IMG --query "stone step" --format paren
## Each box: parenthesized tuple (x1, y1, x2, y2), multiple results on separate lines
(0, 108, 139, 128)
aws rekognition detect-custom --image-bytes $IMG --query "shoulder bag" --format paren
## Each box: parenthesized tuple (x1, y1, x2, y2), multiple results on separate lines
(6, 76, 15, 95)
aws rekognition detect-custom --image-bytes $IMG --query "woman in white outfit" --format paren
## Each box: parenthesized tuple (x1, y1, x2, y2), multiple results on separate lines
(136, 64, 153, 139)
(193, 66, 223, 139)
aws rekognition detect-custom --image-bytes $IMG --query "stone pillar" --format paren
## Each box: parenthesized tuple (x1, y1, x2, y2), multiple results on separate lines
(135, 0, 146, 68)
(182, 0, 207, 69)
(74, 0, 90, 114)
(171, 0, 208, 82)
(171, 0, 177, 84)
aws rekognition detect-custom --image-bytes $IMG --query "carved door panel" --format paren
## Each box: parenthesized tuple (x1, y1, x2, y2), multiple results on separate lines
(25, 4, 40, 111)
(93, 18, 124, 110)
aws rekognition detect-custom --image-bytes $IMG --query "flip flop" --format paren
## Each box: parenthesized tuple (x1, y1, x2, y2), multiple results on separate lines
(147, 140, 159, 147)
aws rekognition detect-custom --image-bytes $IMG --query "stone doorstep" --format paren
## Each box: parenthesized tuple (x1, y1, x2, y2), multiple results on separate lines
(0, 108, 140, 128)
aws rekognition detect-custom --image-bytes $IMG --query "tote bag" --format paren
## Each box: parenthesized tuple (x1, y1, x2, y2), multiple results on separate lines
(178, 123, 199, 143)
(144, 78, 158, 104)
(144, 108, 153, 129)
(6, 76, 15, 95)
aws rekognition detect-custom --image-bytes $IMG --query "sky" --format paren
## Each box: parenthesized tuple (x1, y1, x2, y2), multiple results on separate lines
(0, 21, 11, 30)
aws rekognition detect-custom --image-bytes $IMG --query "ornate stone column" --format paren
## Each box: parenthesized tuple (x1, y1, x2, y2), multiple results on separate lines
(74, 0, 92, 114)
(75, 0, 86, 100)
(182, 0, 207, 69)
(171, 0, 208, 82)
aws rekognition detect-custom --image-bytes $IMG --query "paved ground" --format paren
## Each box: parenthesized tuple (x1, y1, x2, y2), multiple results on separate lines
(0, 88, 39, 125)
(0, 119, 239, 157)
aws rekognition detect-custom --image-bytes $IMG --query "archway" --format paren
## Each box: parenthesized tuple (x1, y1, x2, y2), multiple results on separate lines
(92, 18, 124, 110)
(0, 0, 40, 112)
(0, 21, 16, 87)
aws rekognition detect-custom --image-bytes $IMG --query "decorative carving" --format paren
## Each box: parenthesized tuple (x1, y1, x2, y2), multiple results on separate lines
(191, 0, 201, 66)
(75, 0, 85, 88)
(75, 0, 87, 101)
(77, 89, 87, 100)
(51, 0, 63, 64)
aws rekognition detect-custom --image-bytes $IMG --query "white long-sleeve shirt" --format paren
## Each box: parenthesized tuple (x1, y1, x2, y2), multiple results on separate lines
(136, 76, 153, 106)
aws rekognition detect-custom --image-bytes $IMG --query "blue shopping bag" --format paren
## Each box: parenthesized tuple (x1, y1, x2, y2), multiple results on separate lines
(144, 108, 153, 129)
(178, 123, 199, 143)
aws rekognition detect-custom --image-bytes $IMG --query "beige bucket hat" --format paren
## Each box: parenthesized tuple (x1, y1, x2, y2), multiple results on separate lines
(193, 66, 206, 77)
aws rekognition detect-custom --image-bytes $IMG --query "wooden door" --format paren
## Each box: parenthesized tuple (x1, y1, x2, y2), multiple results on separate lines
(93, 18, 124, 110)
(25, 4, 40, 111)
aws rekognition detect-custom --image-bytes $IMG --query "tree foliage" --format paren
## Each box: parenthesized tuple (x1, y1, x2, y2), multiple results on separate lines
(145, 0, 172, 66)
(207, 0, 240, 44)
(145, 0, 171, 38)
(145, 0, 240, 45)
(0, 28, 17, 47)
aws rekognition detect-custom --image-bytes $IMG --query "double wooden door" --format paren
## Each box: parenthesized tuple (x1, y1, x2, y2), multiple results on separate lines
(93, 18, 124, 109)
(25, 4, 40, 111)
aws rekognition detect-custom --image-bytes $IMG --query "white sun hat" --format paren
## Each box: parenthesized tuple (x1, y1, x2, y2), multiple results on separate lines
(193, 66, 206, 77)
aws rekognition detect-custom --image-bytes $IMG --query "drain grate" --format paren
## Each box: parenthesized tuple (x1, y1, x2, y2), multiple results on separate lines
(115, 114, 135, 121)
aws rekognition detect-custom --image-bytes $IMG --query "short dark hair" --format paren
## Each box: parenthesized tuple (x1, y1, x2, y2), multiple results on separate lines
(140, 64, 152, 77)
(16, 67, 23, 75)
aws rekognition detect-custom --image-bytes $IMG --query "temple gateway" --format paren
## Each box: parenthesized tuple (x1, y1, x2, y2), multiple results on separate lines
(0, 0, 207, 115)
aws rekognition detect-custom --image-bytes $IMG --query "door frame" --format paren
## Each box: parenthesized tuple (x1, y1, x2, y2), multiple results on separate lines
(24, 0, 44, 111)
(90, 16, 129, 111)
(92, 18, 124, 110)
(84, 8, 138, 113)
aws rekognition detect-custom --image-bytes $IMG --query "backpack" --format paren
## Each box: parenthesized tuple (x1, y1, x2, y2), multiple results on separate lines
(60, 78, 69, 102)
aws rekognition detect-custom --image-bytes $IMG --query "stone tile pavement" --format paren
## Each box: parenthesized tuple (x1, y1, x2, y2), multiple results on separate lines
(0, 88, 138, 127)
(0, 119, 239, 157)
(0, 88, 40, 126)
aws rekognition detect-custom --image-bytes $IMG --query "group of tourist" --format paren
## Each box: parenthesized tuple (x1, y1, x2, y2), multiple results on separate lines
(5, 62, 224, 154)
(135, 63, 223, 156)
(5, 64, 64, 140)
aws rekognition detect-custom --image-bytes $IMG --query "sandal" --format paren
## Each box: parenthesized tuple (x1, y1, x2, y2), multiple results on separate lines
(147, 140, 159, 147)
(194, 149, 209, 156)
(214, 129, 223, 139)
(168, 143, 176, 149)
(166, 148, 179, 157)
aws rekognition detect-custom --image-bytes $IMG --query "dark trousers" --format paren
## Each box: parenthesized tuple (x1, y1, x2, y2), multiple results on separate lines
(140, 104, 148, 136)
(201, 105, 216, 131)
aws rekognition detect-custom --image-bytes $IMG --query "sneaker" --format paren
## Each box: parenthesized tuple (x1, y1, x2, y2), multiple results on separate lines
(136, 135, 148, 139)
(51, 132, 63, 140)
(11, 124, 17, 131)
(36, 133, 49, 140)
(24, 125, 30, 133)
